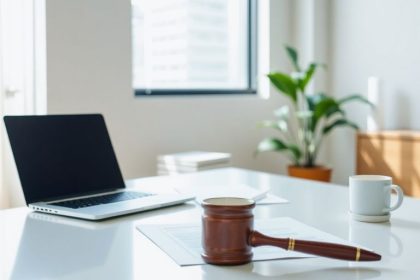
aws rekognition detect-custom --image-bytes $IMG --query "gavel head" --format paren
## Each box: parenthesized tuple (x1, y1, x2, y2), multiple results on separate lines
(201, 197, 255, 265)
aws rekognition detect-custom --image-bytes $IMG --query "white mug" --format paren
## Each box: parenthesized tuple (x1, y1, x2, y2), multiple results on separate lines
(349, 175, 404, 221)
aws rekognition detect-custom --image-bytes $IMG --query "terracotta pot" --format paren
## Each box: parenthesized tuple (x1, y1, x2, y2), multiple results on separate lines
(287, 165, 332, 182)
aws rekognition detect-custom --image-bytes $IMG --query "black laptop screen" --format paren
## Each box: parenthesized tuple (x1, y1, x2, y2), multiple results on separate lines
(4, 114, 126, 204)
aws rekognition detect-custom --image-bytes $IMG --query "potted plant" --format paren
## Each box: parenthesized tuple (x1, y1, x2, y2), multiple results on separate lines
(256, 45, 372, 182)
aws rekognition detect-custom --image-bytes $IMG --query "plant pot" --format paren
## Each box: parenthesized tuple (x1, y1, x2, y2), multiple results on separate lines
(287, 165, 332, 182)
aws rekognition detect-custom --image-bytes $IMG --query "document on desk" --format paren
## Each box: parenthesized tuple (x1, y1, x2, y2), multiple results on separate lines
(173, 184, 288, 205)
(137, 217, 360, 266)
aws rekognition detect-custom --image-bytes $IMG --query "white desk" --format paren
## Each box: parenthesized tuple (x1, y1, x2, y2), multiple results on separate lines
(1, 167, 419, 279)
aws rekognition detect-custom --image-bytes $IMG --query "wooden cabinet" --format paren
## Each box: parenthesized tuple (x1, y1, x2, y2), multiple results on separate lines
(357, 131, 420, 197)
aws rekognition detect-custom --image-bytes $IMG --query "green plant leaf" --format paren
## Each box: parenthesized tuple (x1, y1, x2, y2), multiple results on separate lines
(267, 72, 298, 103)
(285, 45, 300, 71)
(314, 98, 340, 120)
(300, 63, 316, 91)
(322, 119, 359, 135)
(310, 97, 344, 132)
(295, 62, 326, 92)
(338, 94, 374, 107)
(257, 138, 287, 152)
(256, 138, 302, 163)
(326, 108, 345, 118)
(273, 105, 290, 119)
(296, 110, 313, 119)
(257, 120, 288, 132)
(306, 93, 328, 111)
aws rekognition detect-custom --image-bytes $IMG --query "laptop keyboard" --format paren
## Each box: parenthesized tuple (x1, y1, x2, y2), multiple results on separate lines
(50, 191, 154, 209)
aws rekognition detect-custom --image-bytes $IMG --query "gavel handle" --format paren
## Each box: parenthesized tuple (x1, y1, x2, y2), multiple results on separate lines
(249, 230, 381, 261)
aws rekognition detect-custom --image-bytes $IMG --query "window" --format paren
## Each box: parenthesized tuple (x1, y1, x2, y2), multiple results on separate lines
(132, 0, 257, 95)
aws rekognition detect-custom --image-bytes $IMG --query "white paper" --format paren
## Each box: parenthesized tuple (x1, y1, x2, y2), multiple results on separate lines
(173, 184, 288, 205)
(257, 193, 288, 205)
(137, 217, 363, 266)
(158, 151, 231, 167)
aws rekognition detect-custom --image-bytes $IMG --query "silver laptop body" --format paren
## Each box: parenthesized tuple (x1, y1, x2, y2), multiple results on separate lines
(4, 114, 194, 220)
(28, 189, 193, 220)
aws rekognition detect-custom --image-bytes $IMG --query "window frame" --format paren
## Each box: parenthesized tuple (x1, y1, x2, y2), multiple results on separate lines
(134, 0, 258, 97)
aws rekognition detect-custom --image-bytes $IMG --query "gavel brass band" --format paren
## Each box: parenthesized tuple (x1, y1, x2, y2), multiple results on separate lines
(287, 238, 295, 251)
(287, 238, 362, 262)
(201, 197, 381, 265)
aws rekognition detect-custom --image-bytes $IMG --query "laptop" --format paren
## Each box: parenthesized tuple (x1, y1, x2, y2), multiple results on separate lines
(4, 114, 194, 220)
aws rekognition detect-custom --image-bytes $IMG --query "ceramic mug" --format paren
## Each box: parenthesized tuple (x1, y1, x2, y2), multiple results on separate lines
(349, 175, 404, 222)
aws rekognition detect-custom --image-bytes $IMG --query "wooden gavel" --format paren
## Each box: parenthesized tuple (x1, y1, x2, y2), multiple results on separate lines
(201, 197, 381, 265)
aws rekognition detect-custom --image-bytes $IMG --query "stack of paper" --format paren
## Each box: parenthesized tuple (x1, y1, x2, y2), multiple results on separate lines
(173, 184, 269, 203)
(157, 151, 231, 175)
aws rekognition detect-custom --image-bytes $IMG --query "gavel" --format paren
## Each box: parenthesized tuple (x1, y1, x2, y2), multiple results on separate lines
(201, 197, 381, 265)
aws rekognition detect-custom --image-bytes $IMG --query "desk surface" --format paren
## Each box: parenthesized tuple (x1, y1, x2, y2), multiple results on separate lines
(1, 167, 419, 279)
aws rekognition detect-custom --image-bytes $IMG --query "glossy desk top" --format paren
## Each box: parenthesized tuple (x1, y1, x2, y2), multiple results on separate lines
(1, 167, 419, 279)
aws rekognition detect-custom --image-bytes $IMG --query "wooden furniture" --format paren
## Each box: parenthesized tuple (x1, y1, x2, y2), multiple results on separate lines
(357, 131, 420, 197)
(1, 168, 418, 279)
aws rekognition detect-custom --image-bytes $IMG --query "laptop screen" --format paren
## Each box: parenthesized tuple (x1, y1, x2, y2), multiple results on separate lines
(4, 114, 126, 204)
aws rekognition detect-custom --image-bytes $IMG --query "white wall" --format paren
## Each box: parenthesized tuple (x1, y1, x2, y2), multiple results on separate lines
(42, 0, 420, 187)
(328, 0, 420, 184)
(45, 0, 296, 181)
(0, 0, 39, 208)
(12, 0, 415, 206)
(291, 0, 331, 165)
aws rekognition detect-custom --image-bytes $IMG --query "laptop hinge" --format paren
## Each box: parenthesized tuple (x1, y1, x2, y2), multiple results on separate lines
(37, 188, 124, 203)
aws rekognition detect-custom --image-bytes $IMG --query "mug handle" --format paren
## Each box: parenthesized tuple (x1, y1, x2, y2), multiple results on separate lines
(385, 185, 404, 212)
